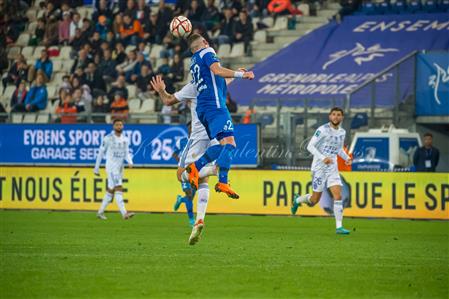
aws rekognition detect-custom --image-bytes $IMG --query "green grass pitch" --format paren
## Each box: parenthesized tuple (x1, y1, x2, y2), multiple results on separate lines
(1, 210, 448, 298)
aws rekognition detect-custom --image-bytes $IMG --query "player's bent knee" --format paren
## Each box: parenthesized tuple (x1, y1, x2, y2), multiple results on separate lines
(199, 177, 209, 184)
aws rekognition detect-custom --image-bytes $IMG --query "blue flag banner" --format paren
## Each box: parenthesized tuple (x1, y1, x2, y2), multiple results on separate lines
(416, 52, 449, 116)
(0, 124, 259, 167)
(229, 14, 449, 107)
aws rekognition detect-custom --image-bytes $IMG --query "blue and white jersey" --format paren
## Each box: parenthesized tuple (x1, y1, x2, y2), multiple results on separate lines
(190, 47, 227, 111)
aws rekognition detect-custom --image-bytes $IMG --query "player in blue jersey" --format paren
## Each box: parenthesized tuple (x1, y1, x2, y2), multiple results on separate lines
(172, 121, 195, 227)
(185, 33, 254, 199)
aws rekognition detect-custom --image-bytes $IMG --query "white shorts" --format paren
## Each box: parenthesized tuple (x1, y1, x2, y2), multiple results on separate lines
(107, 171, 123, 189)
(311, 167, 342, 192)
(178, 138, 219, 168)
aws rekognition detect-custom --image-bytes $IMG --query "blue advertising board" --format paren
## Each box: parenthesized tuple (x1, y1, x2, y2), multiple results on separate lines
(416, 52, 449, 116)
(0, 124, 259, 167)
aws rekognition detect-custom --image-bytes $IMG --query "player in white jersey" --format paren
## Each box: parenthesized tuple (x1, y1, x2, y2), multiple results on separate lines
(291, 107, 352, 235)
(94, 119, 135, 220)
(150, 75, 218, 245)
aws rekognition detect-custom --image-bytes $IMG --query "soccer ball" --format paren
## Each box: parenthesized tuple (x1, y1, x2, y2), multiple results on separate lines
(170, 16, 192, 38)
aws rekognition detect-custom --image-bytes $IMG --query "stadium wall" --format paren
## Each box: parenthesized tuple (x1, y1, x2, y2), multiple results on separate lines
(1, 167, 448, 220)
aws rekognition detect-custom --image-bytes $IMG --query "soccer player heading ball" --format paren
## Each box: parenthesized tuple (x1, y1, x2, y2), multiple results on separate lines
(94, 119, 135, 220)
(291, 107, 352, 235)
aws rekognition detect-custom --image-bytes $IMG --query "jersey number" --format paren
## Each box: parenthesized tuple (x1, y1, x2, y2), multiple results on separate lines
(191, 64, 206, 91)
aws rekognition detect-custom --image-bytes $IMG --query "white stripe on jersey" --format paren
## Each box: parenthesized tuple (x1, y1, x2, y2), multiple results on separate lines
(209, 70, 220, 108)
(199, 47, 216, 58)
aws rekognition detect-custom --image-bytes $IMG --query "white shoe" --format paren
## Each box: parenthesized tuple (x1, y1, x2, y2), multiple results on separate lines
(97, 213, 107, 220)
(123, 212, 135, 220)
(188, 219, 204, 245)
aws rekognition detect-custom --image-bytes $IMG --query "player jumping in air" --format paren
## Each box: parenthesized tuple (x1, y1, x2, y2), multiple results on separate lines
(151, 75, 218, 245)
(185, 33, 254, 201)
(94, 119, 135, 220)
(291, 107, 352, 235)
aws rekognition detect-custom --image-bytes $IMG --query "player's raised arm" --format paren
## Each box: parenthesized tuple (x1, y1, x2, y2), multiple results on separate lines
(307, 129, 328, 163)
(209, 62, 255, 80)
(150, 76, 180, 106)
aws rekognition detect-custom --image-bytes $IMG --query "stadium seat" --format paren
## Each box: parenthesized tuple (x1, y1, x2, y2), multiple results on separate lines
(59, 46, 72, 60)
(36, 114, 50, 123)
(127, 85, 137, 99)
(140, 99, 155, 112)
(230, 43, 245, 58)
(52, 60, 63, 73)
(52, 73, 66, 86)
(2, 86, 16, 105)
(391, 0, 407, 13)
(128, 98, 141, 113)
(257, 114, 274, 128)
(125, 45, 137, 53)
(261, 17, 275, 28)
(252, 17, 260, 30)
(438, 0, 449, 10)
(16, 33, 30, 47)
(350, 113, 368, 129)
(26, 9, 37, 22)
(253, 30, 267, 43)
(271, 17, 289, 31)
(218, 44, 231, 58)
(27, 21, 38, 34)
(21, 46, 35, 58)
(360, 2, 376, 14)
(11, 114, 23, 123)
(36, 9, 44, 19)
(23, 113, 37, 123)
(61, 59, 74, 73)
(298, 4, 310, 16)
(423, 0, 438, 12)
(7, 47, 21, 60)
(150, 45, 163, 60)
(46, 85, 58, 100)
(32, 46, 45, 59)
(105, 114, 112, 124)
(376, 1, 390, 14)
(407, 0, 422, 13)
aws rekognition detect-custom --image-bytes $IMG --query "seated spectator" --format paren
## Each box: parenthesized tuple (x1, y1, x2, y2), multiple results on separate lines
(157, 58, 170, 76)
(12, 73, 48, 112)
(43, 2, 60, 20)
(137, 42, 150, 60)
(157, 0, 174, 26)
(135, 0, 152, 22)
(125, 0, 137, 16)
(61, 75, 72, 90)
(203, 0, 220, 31)
(10, 81, 28, 111)
(187, 0, 205, 25)
(110, 93, 129, 120)
(56, 93, 78, 124)
(30, 49, 53, 83)
(130, 52, 151, 83)
(98, 48, 117, 82)
(92, 95, 110, 123)
(108, 75, 129, 101)
(120, 13, 143, 46)
(93, 0, 113, 23)
(71, 49, 92, 74)
(2, 54, 27, 89)
(234, 10, 254, 53)
(136, 64, 155, 95)
(70, 28, 86, 51)
(72, 87, 92, 116)
(160, 35, 175, 58)
(81, 85, 93, 114)
(30, 18, 46, 46)
(116, 50, 137, 77)
(69, 12, 83, 43)
(216, 7, 236, 45)
(142, 12, 166, 44)
(113, 42, 127, 65)
(95, 15, 110, 40)
(168, 54, 184, 83)
(89, 32, 103, 56)
(80, 18, 94, 43)
(43, 15, 59, 47)
(59, 11, 72, 45)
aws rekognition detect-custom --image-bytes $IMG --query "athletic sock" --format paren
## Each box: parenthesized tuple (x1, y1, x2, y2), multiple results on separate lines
(295, 194, 312, 205)
(115, 191, 127, 216)
(217, 144, 235, 184)
(196, 183, 209, 221)
(194, 144, 222, 171)
(334, 200, 343, 228)
(185, 198, 194, 220)
(98, 192, 113, 214)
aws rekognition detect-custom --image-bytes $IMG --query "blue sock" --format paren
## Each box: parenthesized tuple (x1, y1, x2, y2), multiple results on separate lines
(185, 198, 194, 220)
(180, 196, 187, 205)
(217, 144, 235, 184)
(194, 144, 222, 171)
